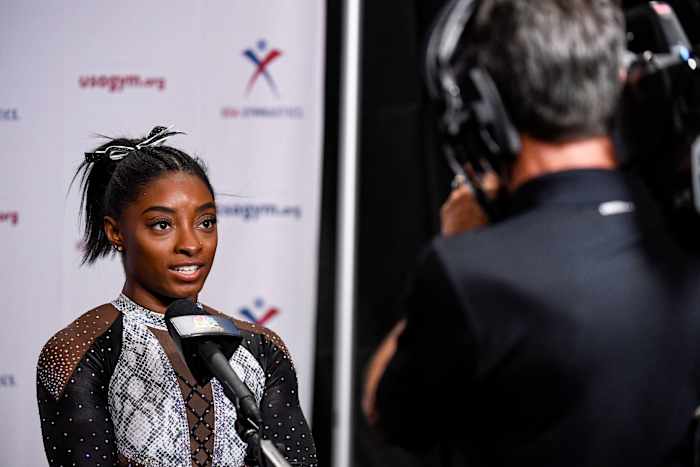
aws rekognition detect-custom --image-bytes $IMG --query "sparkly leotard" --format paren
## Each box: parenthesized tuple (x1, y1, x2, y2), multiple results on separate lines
(36, 294, 318, 467)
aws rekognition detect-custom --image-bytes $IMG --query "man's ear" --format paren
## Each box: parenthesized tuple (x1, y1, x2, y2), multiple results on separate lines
(104, 216, 123, 250)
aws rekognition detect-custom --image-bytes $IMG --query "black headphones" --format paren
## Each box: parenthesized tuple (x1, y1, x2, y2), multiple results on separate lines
(425, 0, 520, 218)
(425, 0, 521, 168)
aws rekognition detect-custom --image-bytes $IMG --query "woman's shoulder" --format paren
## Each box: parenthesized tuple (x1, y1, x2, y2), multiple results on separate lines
(37, 303, 121, 399)
(203, 304, 292, 361)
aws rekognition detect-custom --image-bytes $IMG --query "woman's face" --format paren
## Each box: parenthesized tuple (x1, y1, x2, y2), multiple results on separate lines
(105, 171, 218, 312)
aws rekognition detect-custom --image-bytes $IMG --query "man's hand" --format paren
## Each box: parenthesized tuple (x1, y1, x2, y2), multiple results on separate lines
(440, 171, 499, 236)
(362, 319, 406, 426)
(440, 184, 488, 236)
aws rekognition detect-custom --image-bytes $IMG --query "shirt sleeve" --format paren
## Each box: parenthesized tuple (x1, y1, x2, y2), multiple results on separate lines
(376, 241, 477, 450)
(257, 333, 318, 467)
(37, 318, 122, 466)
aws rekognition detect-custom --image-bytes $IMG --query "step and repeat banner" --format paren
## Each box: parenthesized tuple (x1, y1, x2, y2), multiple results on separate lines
(0, 1, 325, 465)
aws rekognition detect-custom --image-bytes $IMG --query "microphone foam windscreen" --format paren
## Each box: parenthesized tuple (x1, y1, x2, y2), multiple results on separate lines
(164, 298, 204, 320)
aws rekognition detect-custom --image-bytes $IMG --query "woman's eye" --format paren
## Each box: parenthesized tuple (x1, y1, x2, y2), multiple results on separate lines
(200, 217, 217, 229)
(152, 221, 171, 231)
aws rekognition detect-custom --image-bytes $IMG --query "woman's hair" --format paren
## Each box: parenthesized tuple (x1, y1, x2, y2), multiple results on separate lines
(74, 126, 215, 265)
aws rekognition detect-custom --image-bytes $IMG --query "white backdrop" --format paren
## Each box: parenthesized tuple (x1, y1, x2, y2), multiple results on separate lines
(0, 1, 326, 465)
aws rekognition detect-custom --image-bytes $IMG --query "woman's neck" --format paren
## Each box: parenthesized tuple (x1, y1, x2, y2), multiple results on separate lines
(121, 281, 197, 314)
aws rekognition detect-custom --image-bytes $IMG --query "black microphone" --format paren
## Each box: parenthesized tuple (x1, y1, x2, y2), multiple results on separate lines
(164, 299, 263, 429)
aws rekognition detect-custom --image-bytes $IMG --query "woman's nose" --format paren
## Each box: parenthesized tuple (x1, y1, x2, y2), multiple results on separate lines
(175, 226, 202, 256)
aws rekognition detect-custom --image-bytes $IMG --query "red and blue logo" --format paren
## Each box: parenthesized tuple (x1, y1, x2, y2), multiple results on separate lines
(239, 297, 280, 326)
(221, 39, 302, 119)
(243, 39, 283, 97)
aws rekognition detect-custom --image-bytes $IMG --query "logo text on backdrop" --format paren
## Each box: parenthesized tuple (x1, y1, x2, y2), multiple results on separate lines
(79, 75, 166, 92)
(0, 109, 19, 121)
(0, 211, 19, 226)
(0, 374, 16, 387)
(217, 203, 302, 222)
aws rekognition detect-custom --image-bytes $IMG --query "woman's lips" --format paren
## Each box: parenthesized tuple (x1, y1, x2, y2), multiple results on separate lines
(168, 264, 205, 282)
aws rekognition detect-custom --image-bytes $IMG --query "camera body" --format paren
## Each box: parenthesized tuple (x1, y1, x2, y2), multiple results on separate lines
(619, 2, 700, 247)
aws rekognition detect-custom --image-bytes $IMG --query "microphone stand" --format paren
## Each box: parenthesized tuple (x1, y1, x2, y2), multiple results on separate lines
(237, 419, 291, 467)
(200, 342, 291, 467)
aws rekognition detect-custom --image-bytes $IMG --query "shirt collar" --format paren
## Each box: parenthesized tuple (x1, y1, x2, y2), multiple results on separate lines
(112, 293, 168, 330)
(506, 169, 638, 215)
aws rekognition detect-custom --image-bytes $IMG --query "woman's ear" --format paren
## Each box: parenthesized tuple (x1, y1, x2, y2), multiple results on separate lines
(104, 216, 124, 250)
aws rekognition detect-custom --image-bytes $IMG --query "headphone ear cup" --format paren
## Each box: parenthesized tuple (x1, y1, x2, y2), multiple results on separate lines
(468, 67, 521, 162)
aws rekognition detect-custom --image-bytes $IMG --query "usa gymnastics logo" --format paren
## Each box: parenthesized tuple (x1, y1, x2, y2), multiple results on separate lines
(221, 38, 304, 120)
(243, 39, 283, 97)
(239, 297, 280, 326)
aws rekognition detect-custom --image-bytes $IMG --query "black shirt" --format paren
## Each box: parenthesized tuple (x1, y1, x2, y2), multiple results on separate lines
(378, 169, 700, 467)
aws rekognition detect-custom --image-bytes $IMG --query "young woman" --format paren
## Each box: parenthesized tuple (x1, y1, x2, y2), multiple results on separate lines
(36, 126, 318, 467)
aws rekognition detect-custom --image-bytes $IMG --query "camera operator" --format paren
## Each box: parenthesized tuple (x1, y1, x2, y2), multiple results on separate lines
(362, 1, 700, 465)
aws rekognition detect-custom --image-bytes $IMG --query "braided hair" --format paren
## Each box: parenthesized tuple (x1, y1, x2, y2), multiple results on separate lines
(73, 126, 214, 264)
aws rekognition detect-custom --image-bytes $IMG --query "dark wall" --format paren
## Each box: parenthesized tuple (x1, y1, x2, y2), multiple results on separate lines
(353, 1, 447, 466)
(312, 1, 450, 466)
